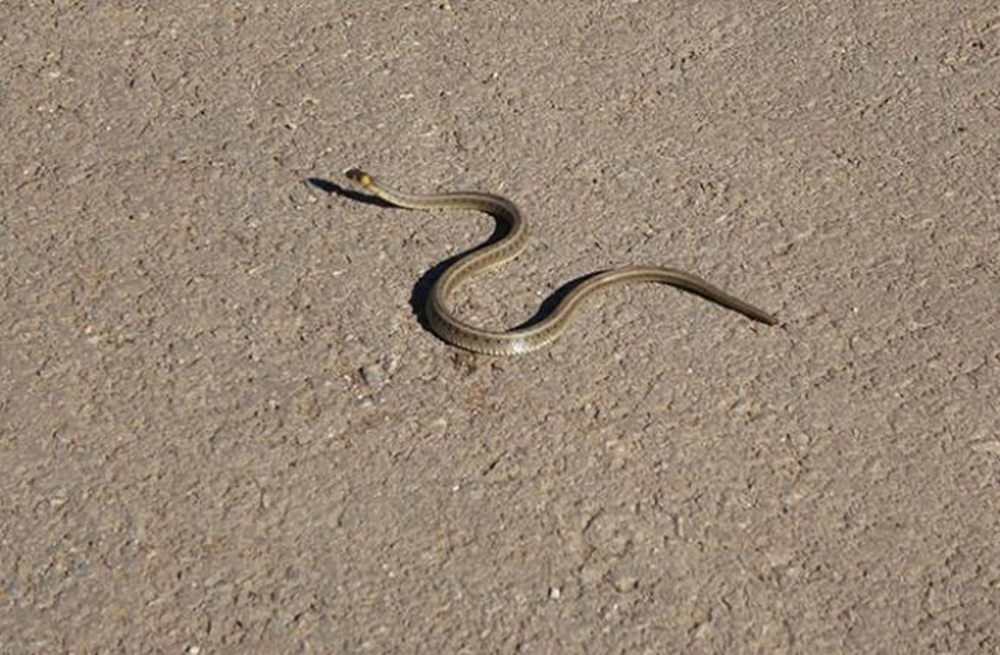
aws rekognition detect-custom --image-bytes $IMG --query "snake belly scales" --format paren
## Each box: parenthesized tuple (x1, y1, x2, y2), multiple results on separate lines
(344, 168, 777, 356)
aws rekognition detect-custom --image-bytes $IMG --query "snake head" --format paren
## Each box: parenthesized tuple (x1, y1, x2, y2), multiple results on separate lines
(344, 168, 373, 189)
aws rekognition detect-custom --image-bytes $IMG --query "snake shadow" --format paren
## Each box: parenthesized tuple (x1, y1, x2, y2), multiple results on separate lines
(308, 177, 394, 208)
(308, 176, 600, 340)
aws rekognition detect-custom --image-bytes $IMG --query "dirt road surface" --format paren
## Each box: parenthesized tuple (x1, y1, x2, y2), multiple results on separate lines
(2, 2, 998, 653)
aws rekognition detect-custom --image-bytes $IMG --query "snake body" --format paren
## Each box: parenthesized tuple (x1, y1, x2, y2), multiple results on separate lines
(345, 169, 776, 355)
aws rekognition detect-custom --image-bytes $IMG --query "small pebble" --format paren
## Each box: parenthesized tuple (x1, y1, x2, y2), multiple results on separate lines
(360, 363, 386, 387)
(611, 575, 638, 592)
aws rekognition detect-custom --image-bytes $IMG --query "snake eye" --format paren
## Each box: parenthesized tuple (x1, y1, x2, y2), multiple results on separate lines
(344, 168, 373, 188)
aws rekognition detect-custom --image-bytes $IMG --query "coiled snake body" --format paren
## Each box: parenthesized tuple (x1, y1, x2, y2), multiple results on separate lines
(345, 169, 776, 355)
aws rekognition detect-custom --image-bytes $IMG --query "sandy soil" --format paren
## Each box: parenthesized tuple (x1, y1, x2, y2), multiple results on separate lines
(2, 2, 999, 653)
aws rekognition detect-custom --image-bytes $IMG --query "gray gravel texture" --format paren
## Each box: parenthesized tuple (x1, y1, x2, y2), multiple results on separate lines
(2, 2, 999, 653)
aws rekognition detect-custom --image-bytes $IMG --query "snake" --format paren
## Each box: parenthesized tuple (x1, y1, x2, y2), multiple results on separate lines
(344, 168, 777, 356)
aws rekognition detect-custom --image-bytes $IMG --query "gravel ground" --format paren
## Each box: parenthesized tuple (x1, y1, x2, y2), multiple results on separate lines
(2, 2, 998, 653)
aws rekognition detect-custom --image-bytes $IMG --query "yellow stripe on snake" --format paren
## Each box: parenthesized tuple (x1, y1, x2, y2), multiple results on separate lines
(345, 168, 777, 356)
